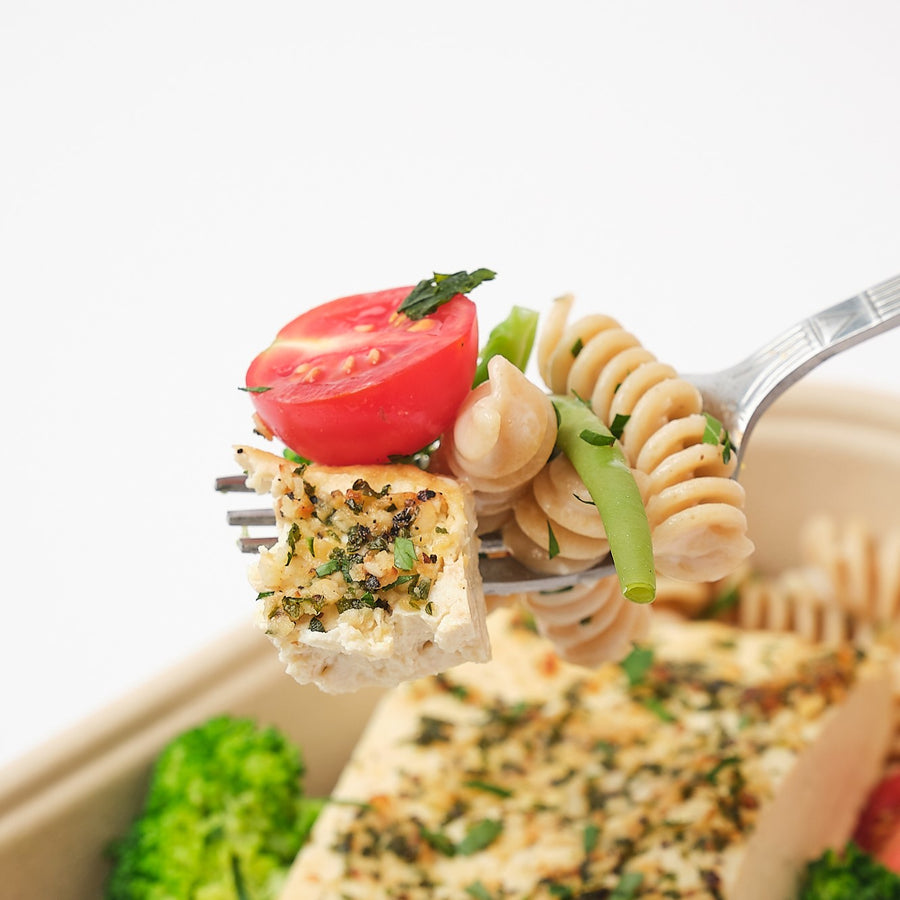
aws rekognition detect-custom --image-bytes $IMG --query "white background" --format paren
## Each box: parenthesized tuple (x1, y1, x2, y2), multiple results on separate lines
(1, 1, 899, 769)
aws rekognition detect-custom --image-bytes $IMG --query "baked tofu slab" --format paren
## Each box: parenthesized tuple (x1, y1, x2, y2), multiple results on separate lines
(283, 607, 892, 900)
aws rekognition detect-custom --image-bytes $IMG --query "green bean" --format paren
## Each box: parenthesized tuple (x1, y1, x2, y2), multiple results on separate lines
(472, 306, 539, 388)
(551, 395, 656, 603)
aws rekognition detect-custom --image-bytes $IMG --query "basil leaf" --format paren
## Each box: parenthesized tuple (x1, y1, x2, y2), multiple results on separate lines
(398, 269, 496, 320)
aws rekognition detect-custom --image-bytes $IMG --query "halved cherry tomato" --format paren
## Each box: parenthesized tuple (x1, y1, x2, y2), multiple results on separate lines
(854, 769, 900, 864)
(245, 286, 478, 465)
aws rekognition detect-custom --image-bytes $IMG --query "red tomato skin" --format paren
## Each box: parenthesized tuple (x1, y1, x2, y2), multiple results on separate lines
(878, 827, 900, 872)
(854, 769, 900, 856)
(245, 287, 478, 465)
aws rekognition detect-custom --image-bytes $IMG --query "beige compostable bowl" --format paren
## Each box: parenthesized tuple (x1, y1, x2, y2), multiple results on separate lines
(1, 381, 899, 898)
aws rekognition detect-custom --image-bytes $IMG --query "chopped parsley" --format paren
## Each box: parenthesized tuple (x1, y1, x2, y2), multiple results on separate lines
(547, 521, 560, 558)
(611, 871, 644, 899)
(610, 413, 630, 440)
(394, 536, 417, 570)
(456, 819, 503, 856)
(464, 779, 513, 799)
(579, 428, 615, 447)
(701, 412, 735, 464)
(397, 268, 496, 319)
(620, 645, 654, 686)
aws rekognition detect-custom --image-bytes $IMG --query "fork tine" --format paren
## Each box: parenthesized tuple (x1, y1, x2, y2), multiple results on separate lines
(215, 474, 253, 492)
(239, 536, 277, 552)
(227, 508, 276, 527)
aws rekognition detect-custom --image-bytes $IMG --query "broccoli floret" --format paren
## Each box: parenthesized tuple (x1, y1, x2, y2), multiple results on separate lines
(798, 842, 900, 899)
(105, 715, 322, 899)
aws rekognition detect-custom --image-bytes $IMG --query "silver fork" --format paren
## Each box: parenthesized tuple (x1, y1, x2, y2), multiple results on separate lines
(216, 271, 900, 595)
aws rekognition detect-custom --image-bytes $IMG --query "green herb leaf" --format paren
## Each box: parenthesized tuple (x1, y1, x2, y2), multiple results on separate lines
(465, 882, 495, 900)
(705, 756, 741, 784)
(701, 413, 735, 464)
(457, 819, 503, 856)
(315, 560, 339, 577)
(472, 305, 539, 388)
(398, 268, 496, 320)
(308, 616, 325, 633)
(620, 645, 654, 686)
(579, 428, 615, 447)
(285, 523, 301, 566)
(388, 440, 438, 468)
(610, 871, 644, 899)
(464, 779, 513, 798)
(394, 536, 417, 570)
(283, 447, 312, 465)
(583, 823, 600, 855)
(700, 584, 741, 620)
(610, 413, 631, 440)
(238, 385, 272, 393)
(420, 824, 457, 857)
(641, 697, 676, 722)
(547, 521, 560, 559)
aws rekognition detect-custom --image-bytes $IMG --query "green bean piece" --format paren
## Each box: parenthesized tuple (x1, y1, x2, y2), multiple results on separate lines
(472, 306, 540, 388)
(551, 395, 656, 603)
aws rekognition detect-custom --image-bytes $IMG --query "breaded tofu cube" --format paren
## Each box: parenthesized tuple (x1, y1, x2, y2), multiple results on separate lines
(234, 446, 490, 692)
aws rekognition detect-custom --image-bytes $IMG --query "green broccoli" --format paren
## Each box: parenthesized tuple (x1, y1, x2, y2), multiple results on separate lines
(105, 715, 323, 900)
(798, 841, 900, 899)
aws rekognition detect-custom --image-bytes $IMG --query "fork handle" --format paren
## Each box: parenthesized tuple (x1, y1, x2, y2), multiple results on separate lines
(692, 272, 900, 460)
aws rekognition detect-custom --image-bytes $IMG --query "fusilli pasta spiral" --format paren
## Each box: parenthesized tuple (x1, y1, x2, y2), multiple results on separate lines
(521, 575, 653, 666)
(500, 454, 613, 574)
(535, 293, 754, 582)
(800, 514, 900, 625)
(436, 355, 557, 534)
(735, 567, 870, 645)
(657, 514, 900, 648)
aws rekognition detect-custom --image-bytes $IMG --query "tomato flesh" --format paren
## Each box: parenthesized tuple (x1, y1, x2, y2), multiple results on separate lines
(245, 286, 478, 465)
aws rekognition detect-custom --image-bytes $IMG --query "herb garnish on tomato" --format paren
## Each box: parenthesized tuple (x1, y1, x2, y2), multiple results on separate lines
(244, 274, 492, 465)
